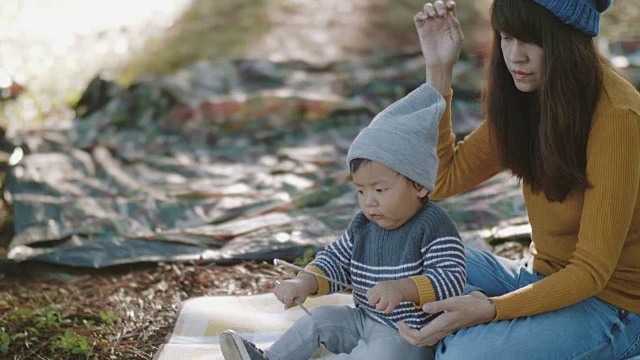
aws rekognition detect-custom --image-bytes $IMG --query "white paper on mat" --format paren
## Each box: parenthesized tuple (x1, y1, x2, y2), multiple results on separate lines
(154, 293, 354, 360)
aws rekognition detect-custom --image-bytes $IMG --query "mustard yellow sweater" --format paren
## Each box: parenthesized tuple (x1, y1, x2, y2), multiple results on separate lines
(432, 67, 640, 321)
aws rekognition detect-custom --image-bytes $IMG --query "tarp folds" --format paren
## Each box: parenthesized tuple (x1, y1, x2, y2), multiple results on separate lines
(4, 57, 526, 268)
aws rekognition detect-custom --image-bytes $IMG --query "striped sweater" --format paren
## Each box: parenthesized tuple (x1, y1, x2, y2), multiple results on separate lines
(306, 200, 465, 329)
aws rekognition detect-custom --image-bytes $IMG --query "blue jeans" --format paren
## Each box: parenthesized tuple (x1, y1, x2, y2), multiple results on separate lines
(436, 247, 640, 359)
(267, 305, 431, 360)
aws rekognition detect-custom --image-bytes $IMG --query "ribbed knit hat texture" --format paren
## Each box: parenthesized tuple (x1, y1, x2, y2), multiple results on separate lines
(533, 0, 612, 36)
(346, 84, 445, 192)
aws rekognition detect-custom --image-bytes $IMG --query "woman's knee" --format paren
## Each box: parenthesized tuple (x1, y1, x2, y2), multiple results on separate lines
(464, 246, 499, 268)
(436, 330, 498, 359)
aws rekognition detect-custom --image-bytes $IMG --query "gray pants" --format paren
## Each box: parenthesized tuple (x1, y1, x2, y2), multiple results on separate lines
(266, 305, 432, 360)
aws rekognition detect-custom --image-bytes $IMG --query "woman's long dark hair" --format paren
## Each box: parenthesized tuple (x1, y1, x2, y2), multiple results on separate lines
(484, 0, 603, 202)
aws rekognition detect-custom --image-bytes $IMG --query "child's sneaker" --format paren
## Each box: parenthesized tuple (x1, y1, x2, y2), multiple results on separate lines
(220, 330, 268, 360)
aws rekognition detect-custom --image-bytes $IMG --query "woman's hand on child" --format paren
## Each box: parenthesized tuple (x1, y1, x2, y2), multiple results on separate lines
(273, 274, 317, 310)
(367, 280, 405, 314)
(414, 1, 463, 71)
(396, 293, 497, 346)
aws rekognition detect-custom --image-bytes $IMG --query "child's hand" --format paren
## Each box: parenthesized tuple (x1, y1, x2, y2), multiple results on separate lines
(273, 274, 316, 310)
(413, 1, 464, 70)
(367, 280, 404, 314)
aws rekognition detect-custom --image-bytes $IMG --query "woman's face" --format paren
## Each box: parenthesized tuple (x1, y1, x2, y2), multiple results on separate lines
(500, 32, 544, 92)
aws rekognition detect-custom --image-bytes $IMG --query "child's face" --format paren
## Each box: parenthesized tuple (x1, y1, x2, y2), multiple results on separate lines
(351, 161, 428, 230)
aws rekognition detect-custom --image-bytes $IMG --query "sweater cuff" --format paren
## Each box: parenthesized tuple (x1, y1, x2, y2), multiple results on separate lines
(488, 296, 503, 321)
(437, 90, 454, 141)
(441, 91, 453, 122)
(409, 275, 437, 308)
(304, 265, 330, 296)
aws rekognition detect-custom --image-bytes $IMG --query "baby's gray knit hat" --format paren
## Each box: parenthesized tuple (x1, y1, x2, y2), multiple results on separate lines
(346, 84, 445, 192)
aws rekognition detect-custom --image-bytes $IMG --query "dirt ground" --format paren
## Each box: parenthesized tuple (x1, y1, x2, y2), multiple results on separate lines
(1, 257, 283, 358)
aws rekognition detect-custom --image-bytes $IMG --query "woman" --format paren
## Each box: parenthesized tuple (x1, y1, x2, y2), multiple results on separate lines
(397, 0, 640, 358)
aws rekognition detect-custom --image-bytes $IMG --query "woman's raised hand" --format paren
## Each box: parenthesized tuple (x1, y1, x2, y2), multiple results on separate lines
(414, 1, 464, 71)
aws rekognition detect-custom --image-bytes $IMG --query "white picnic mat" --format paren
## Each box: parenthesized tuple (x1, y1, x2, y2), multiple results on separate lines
(154, 293, 354, 360)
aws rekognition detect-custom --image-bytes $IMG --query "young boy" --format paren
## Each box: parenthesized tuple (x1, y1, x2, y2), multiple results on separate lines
(220, 83, 466, 360)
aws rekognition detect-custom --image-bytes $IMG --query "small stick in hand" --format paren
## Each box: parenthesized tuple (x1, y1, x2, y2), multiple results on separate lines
(273, 258, 353, 290)
(275, 280, 312, 316)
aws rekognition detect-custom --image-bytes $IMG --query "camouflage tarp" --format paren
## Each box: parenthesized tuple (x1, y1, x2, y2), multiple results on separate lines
(4, 56, 527, 268)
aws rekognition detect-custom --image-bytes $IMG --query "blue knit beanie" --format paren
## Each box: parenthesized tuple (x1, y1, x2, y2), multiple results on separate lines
(346, 84, 445, 192)
(533, 0, 612, 36)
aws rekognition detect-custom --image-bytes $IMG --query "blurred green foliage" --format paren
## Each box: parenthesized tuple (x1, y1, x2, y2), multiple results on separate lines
(118, 0, 492, 84)
(118, 0, 640, 84)
(118, 0, 271, 84)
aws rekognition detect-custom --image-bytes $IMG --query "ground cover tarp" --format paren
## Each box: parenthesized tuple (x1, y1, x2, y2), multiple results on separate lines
(4, 56, 529, 268)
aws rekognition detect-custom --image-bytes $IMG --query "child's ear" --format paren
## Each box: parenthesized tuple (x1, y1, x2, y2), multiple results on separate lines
(416, 186, 429, 198)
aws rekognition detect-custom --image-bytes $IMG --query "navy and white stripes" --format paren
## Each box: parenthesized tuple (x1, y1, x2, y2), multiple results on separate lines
(310, 201, 466, 329)
(423, 236, 466, 300)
